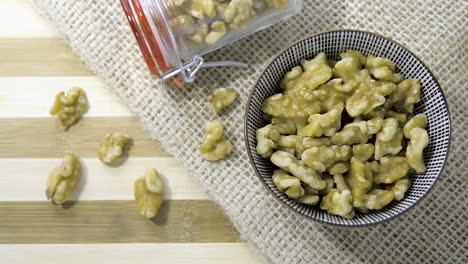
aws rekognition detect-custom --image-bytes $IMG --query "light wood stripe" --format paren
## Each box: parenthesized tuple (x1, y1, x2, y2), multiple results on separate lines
(0, 1, 261, 262)
(0, 77, 132, 117)
(0, 158, 209, 201)
(0, 38, 91, 76)
(0, 200, 238, 243)
(0, 117, 171, 158)
(0, 243, 266, 264)
(0, 0, 56, 38)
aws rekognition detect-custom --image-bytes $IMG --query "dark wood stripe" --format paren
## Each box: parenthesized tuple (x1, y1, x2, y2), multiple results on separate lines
(0, 117, 171, 158)
(0, 200, 239, 243)
(0, 38, 91, 76)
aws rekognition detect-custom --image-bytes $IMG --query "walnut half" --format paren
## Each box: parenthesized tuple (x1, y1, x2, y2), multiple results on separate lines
(200, 120, 233, 161)
(50, 87, 88, 130)
(134, 168, 164, 218)
(209, 88, 237, 113)
(98, 133, 131, 164)
(46, 153, 81, 205)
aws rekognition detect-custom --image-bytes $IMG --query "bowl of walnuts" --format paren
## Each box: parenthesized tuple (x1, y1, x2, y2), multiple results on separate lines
(244, 30, 451, 226)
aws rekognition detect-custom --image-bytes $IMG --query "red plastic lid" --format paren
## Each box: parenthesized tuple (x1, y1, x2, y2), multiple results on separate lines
(120, 0, 185, 87)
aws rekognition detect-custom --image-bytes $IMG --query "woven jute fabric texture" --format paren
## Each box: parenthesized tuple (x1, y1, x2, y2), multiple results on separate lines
(31, 0, 467, 263)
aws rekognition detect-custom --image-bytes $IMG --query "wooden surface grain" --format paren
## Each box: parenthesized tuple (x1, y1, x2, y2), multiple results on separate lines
(0, 201, 238, 244)
(0, 1, 266, 263)
(0, 117, 170, 158)
(0, 38, 91, 76)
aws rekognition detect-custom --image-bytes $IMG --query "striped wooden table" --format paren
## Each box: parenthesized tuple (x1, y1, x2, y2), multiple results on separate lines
(0, 1, 266, 263)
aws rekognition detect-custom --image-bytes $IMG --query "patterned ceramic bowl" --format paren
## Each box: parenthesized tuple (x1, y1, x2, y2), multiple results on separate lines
(244, 30, 451, 227)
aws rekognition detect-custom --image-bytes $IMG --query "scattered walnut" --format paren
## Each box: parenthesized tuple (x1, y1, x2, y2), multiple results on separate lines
(50, 87, 88, 130)
(209, 88, 237, 113)
(98, 133, 131, 164)
(46, 153, 81, 205)
(200, 120, 233, 161)
(134, 168, 164, 218)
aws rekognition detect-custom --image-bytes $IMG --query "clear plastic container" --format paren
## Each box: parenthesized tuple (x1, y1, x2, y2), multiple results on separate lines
(120, 0, 302, 86)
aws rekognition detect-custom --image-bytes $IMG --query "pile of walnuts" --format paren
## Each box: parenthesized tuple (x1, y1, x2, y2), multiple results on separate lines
(256, 51, 429, 219)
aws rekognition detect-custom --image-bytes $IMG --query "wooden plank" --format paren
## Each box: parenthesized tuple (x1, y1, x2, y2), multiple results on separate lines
(0, 200, 238, 243)
(0, 117, 171, 158)
(0, 38, 91, 76)
(0, 158, 209, 201)
(0, 0, 56, 38)
(0, 77, 132, 117)
(0, 243, 267, 264)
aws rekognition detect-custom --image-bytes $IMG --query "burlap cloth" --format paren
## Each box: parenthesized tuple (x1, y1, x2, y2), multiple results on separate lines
(31, 0, 467, 263)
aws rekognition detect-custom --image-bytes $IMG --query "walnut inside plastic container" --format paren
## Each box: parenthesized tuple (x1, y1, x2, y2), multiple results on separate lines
(172, 0, 292, 47)
(254, 50, 430, 219)
(46, 153, 81, 205)
(49, 87, 88, 130)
